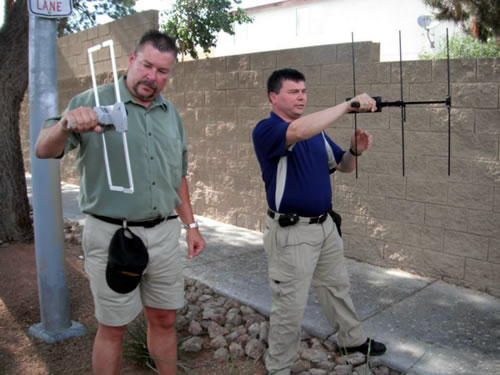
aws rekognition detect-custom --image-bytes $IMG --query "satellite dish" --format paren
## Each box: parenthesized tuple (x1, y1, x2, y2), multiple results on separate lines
(417, 15, 440, 30)
(418, 15, 432, 29)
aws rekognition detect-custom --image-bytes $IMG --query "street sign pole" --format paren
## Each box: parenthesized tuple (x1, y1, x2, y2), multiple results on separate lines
(28, 1, 85, 343)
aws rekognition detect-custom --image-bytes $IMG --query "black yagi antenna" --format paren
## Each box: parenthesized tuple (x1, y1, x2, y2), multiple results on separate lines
(349, 29, 452, 176)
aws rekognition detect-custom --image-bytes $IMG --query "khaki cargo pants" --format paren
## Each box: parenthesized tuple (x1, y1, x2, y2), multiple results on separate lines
(263, 214, 366, 375)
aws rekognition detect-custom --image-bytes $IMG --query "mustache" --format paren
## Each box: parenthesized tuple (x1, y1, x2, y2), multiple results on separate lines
(138, 79, 158, 91)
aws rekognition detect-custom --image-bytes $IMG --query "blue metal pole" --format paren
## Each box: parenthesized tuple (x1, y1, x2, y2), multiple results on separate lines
(28, 13, 85, 343)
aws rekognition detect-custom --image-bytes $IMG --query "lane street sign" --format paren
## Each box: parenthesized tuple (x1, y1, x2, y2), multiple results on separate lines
(28, 0, 73, 18)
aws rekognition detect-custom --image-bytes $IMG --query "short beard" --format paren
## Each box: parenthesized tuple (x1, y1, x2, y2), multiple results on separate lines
(133, 80, 158, 101)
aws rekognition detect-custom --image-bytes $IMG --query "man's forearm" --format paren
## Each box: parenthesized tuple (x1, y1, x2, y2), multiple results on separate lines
(286, 102, 350, 145)
(175, 176, 196, 225)
(35, 121, 70, 159)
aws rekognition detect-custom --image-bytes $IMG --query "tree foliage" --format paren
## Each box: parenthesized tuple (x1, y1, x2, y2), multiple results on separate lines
(420, 33, 500, 59)
(423, 0, 500, 42)
(57, 0, 137, 36)
(161, 0, 253, 60)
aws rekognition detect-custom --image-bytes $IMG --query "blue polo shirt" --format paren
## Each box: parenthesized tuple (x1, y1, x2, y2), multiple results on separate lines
(252, 112, 345, 217)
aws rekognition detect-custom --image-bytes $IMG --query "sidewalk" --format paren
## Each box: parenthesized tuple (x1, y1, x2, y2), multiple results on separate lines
(27, 176, 500, 375)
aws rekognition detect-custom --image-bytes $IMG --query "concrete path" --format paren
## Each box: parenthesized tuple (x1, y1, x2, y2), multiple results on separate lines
(26, 175, 500, 375)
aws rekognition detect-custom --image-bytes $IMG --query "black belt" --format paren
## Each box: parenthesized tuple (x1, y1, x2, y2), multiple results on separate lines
(267, 210, 329, 225)
(92, 214, 178, 228)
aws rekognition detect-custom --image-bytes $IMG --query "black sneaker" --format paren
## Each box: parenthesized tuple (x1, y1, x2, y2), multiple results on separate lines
(344, 338, 386, 356)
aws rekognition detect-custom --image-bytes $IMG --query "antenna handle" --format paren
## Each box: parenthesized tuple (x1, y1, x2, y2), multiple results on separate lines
(346, 96, 382, 113)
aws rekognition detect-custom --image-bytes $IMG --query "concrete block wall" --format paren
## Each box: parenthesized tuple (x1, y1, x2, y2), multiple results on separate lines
(171, 47, 500, 297)
(20, 12, 500, 297)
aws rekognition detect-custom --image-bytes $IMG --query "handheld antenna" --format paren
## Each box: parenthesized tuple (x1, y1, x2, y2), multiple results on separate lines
(351, 33, 359, 178)
(399, 31, 406, 176)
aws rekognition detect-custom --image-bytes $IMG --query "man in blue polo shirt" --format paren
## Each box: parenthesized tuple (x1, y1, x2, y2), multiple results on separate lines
(253, 68, 386, 375)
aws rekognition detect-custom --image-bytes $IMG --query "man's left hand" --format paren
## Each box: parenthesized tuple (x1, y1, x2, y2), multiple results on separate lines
(186, 229, 205, 259)
(351, 128, 372, 154)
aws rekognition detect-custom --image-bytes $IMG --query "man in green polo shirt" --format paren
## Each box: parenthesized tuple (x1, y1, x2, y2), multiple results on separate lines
(35, 30, 205, 375)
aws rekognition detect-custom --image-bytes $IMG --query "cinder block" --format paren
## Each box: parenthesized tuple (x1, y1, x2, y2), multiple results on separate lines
(306, 86, 335, 107)
(391, 60, 432, 84)
(433, 59, 476, 83)
(226, 55, 250, 72)
(340, 213, 367, 236)
(453, 83, 498, 108)
(423, 249, 464, 279)
(369, 175, 406, 199)
(464, 258, 500, 294)
(205, 90, 226, 107)
(390, 106, 431, 132)
(384, 243, 425, 272)
(368, 218, 405, 243)
(448, 183, 494, 211)
(385, 198, 425, 224)
(336, 42, 380, 64)
(346, 193, 386, 219)
(430, 108, 474, 134)
(370, 83, 410, 102)
(406, 178, 448, 204)
(236, 212, 261, 232)
(410, 83, 448, 102)
(466, 209, 500, 237)
(451, 133, 498, 160)
(321, 64, 354, 85)
(495, 187, 500, 213)
(334, 173, 369, 195)
(358, 151, 402, 176)
(276, 47, 306, 67)
(425, 204, 468, 231)
(226, 88, 268, 107)
(475, 109, 500, 134)
(98, 23, 110, 38)
(444, 230, 489, 260)
(353, 62, 391, 84)
(250, 51, 276, 70)
(488, 237, 500, 263)
(299, 65, 321, 86)
(185, 91, 205, 108)
(471, 160, 500, 186)
(404, 223, 444, 250)
(238, 71, 262, 89)
(302, 45, 336, 66)
(477, 58, 500, 83)
(344, 234, 385, 266)
(357, 129, 400, 154)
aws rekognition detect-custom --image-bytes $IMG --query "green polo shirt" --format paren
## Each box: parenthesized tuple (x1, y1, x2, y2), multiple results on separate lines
(43, 76, 188, 220)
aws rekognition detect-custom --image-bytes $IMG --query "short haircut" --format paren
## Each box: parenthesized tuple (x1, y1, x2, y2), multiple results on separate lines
(135, 29, 179, 58)
(267, 68, 305, 97)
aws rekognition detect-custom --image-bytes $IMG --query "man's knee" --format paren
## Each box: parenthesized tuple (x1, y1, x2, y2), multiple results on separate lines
(145, 307, 177, 330)
(96, 323, 127, 341)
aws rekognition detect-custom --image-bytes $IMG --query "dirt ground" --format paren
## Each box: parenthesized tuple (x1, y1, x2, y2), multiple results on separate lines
(0, 240, 266, 375)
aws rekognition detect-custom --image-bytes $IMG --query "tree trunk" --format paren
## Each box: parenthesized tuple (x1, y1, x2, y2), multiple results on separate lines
(0, 0, 33, 242)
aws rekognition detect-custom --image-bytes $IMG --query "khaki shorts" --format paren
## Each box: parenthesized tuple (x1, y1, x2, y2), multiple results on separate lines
(82, 214, 184, 326)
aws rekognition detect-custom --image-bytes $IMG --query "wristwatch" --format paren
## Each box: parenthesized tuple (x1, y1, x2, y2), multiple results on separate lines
(183, 221, 199, 229)
(349, 147, 362, 156)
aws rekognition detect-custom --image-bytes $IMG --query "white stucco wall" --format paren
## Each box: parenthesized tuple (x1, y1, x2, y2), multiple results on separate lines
(215, 0, 461, 61)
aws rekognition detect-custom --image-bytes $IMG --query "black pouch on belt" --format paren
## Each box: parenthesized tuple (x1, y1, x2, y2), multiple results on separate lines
(328, 209, 342, 237)
(278, 212, 299, 227)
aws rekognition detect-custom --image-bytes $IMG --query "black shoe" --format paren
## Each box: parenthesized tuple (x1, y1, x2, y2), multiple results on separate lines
(344, 338, 386, 356)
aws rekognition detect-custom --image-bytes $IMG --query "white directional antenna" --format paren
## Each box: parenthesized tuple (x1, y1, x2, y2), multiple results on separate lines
(88, 40, 134, 194)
